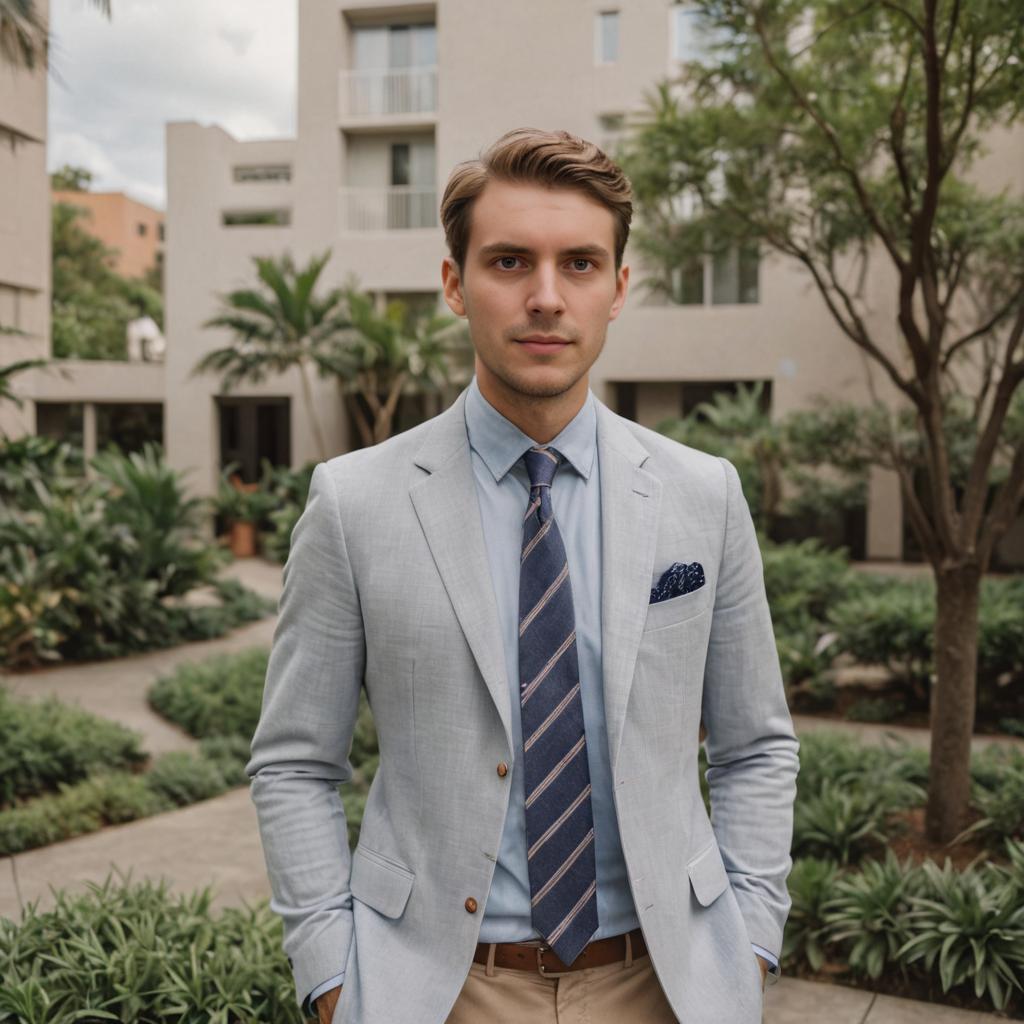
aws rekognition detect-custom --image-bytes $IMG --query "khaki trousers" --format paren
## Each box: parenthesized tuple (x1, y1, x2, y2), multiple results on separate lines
(445, 949, 677, 1024)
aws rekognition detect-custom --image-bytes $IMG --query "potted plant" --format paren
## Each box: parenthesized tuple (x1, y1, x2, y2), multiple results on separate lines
(213, 466, 273, 558)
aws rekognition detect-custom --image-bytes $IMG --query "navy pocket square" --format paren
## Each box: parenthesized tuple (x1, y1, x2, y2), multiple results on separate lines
(650, 562, 706, 604)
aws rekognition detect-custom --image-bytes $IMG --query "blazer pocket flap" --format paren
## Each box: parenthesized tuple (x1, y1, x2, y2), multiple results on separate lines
(687, 840, 730, 907)
(350, 846, 415, 919)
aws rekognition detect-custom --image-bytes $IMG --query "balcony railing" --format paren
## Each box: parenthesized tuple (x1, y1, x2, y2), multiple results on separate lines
(340, 66, 438, 118)
(340, 186, 437, 231)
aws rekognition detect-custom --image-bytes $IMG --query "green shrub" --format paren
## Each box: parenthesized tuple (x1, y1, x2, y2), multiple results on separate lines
(793, 782, 888, 865)
(782, 857, 839, 971)
(957, 761, 1024, 848)
(258, 460, 317, 564)
(822, 850, 922, 979)
(0, 690, 147, 805)
(148, 648, 269, 740)
(0, 876, 301, 1023)
(760, 537, 860, 632)
(827, 581, 935, 687)
(197, 734, 253, 787)
(0, 774, 170, 855)
(796, 731, 928, 808)
(0, 445, 271, 668)
(897, 858, 1024, 1010)
(844, 696, 906, 723)
(145, 752, 231, 807)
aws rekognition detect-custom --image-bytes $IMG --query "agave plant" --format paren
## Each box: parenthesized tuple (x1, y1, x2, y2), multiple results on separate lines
(792, 781, 887, 865)
(896, 858, 1024, 1010)
(822, 850, 922, 979)
(782, 857, 840, 971)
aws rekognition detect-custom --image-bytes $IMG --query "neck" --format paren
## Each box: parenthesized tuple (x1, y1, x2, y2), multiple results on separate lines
(476, 366, 588, 444)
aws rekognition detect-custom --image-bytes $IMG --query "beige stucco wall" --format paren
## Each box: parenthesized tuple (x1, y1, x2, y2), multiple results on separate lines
(51, 190, 165, 280)
(0, 0, 50, 439)
(164, 122, 349, 499)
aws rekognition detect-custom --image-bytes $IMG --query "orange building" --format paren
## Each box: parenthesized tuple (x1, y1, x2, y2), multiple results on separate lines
(51, 189, 165, 280)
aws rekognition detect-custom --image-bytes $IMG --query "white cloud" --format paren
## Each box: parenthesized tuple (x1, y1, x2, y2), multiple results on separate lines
(46, 0, 297, 210)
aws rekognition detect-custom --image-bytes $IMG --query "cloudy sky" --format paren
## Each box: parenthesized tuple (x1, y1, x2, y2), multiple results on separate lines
(47, 0, 297, 210)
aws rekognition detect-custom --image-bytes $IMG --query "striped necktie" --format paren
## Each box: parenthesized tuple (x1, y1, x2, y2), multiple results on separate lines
(518, 444, 598, 966)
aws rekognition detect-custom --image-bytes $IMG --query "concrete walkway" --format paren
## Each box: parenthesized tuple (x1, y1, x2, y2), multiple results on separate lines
(0, 557, 1015, 1020)
(0, 558, 282, 756)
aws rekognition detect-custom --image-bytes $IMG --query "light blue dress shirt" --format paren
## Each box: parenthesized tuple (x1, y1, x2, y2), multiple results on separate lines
(307, 376, 777, 1011)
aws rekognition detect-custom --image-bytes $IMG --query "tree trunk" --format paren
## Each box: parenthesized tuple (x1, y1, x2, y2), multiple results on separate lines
(925, 562, 982, 843)
(298, 360, 329, 462)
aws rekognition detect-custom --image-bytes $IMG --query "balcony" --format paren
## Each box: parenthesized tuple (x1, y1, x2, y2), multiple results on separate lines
(340, 186, 437, 231)
(339, 66, 438, 121)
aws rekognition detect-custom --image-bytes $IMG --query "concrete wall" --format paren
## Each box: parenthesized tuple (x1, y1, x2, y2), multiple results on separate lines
(0, 0, 50, 439)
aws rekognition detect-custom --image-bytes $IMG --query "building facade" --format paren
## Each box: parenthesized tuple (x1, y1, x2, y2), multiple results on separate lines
(51, 189, 165, 281)
(0, 0, 50, 440)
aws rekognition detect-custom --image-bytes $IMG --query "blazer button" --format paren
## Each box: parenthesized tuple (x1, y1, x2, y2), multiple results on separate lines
(496, 762, 509, 778)
(465, 897, 478, 914)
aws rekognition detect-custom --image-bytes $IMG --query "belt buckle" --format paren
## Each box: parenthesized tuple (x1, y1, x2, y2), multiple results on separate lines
(536, 943, 573, 979)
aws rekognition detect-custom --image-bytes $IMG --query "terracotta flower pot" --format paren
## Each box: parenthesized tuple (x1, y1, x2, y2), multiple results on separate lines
(229, 520, 256, 558)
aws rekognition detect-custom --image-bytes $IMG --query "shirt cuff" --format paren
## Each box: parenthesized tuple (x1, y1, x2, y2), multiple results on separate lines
(751, 944, 779, 974)
(305, 973, 345, 1016)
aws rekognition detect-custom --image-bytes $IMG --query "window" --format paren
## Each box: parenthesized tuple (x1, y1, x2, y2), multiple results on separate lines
(137, 223, 147, 236)
(233, 164, 293, 183)
(665, 244, 759, 305)
(157, 223, 165, 242)
(671, 3, 725, 63)
(222, 208, 291, 227)
(391, 143, 411, 187)
(712, 244, 759, 304)
(596, 11, 619, 64)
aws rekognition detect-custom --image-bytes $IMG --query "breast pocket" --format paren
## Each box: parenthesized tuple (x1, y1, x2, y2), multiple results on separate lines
(643, 585, 712, 633)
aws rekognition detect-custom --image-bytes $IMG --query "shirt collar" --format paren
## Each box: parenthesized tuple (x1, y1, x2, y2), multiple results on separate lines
(464, 375, 597, 484)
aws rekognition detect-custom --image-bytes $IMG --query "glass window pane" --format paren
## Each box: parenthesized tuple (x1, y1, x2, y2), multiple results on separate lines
(391, 143, 411, 187)
(411, 24, 437, 66)
(597, 11, 619, 63)
(739, 244, 760, 303)
(712, 246, 738, 304)
(672, 261, 705, 305)
(388, 25, 412, 68)
(673, 5, 704, 62)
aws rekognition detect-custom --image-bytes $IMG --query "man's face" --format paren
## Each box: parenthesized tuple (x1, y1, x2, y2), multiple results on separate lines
(441, 179, 628, 406)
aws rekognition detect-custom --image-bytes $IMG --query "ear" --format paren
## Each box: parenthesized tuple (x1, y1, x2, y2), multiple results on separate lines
(441, 256, 467, 317)
(608, 263, 630, 321)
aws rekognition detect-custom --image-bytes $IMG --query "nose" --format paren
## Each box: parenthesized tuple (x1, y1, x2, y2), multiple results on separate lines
(526, 263, 565, 318)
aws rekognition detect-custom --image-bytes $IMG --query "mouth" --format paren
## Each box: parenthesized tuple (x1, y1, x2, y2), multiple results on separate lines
(515, 335, 572, 354)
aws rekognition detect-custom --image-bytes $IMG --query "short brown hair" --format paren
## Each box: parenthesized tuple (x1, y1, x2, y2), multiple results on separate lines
(440, 127, 633, 272)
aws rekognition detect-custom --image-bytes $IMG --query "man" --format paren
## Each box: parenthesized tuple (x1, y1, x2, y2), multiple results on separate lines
(247, 127, 799, 1024)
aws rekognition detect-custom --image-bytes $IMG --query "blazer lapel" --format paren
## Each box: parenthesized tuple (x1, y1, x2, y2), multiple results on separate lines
(409, 389, 514, 752)
(596, 401, 661, 772)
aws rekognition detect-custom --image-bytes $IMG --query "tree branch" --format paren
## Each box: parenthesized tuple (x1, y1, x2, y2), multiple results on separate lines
(979, 439, 1024, 569)
(942, 289, 1024, 371)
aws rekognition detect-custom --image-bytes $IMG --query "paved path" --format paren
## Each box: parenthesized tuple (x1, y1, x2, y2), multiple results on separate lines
(0, 558, 282, 756)
(0, 557, 1014, 1020)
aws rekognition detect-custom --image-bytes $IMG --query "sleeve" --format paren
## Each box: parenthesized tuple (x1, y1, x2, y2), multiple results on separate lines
(305, 973, 346, 1017)
(246, 462, 366, 1008)
(701, 456, 800, 959)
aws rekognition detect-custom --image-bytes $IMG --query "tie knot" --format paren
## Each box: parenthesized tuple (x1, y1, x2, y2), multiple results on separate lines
(523, 446, 560, 490)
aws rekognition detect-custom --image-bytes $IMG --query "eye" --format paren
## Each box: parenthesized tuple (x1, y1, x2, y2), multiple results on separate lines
(495, 255, 523, 270)
(570, 258, 595, 272)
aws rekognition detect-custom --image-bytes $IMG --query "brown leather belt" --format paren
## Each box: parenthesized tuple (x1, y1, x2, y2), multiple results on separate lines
(473, 927, 648, 976)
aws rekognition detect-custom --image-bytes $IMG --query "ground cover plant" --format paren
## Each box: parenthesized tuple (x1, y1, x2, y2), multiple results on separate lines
(0, 876, 301, 1024)
(782, 732, 1024, 1014)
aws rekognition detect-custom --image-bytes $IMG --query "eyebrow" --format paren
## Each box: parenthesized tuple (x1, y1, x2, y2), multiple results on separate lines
(477, 242, 611, 262)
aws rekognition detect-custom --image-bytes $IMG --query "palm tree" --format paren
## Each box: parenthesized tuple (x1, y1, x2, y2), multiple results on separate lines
(318, 286, 470, 447)
(0, 0, 111, 70)
(194, 250, 350, 462)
